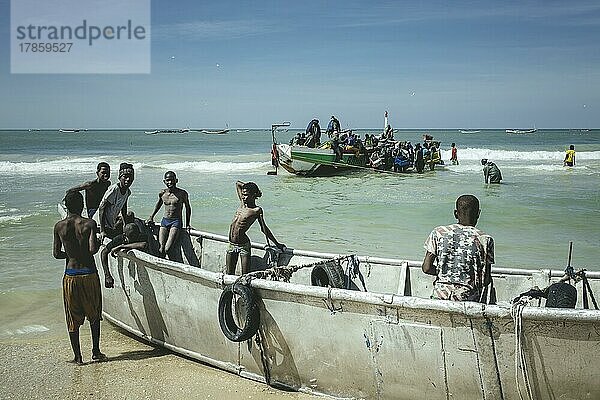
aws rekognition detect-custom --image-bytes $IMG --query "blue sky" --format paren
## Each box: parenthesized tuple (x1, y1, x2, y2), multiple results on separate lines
(1, 0, 599, 129)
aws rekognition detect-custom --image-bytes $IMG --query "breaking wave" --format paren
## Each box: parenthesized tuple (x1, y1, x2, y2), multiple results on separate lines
(0, 158, 270, 174)
(156, 161, 270, 172)
(440, 148, 600, 161)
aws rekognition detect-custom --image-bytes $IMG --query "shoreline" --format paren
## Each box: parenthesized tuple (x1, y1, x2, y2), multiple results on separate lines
(0, 321, 317, 400)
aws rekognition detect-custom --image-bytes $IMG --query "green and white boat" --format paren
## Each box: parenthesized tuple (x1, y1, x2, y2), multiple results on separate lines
(275, 144, 369, 176)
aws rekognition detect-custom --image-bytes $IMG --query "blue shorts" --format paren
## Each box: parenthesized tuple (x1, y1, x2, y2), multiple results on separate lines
(161, 217, 182, 229)
(87, 208, 97, 219)
(65, 267, 98, 276)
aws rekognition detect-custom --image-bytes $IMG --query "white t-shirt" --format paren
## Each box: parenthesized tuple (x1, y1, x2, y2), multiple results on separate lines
(99, 183, 131, 229)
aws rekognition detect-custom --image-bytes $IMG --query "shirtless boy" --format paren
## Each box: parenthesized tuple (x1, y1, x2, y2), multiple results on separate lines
(226, 181, 285, 275)
(66, 162, 111, 218)
(53, 191, 109, 364)
(147, 171, 191, 258)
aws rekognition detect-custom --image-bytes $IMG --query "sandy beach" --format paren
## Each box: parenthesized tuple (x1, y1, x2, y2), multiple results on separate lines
(0, 314, 317, 400)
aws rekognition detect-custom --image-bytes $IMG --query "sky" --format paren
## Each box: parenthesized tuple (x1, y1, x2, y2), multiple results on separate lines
(1, 0, 599, 129)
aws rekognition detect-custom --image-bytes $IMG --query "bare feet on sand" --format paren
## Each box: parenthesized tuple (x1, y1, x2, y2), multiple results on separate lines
(92, 352, 108, 362)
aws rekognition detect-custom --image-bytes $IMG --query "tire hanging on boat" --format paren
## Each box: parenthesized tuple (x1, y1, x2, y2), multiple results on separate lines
(218, 283, 261, 342)
(311, 261, 345, 288)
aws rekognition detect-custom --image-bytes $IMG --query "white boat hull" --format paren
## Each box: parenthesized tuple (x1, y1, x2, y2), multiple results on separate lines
(96, 228, 600, 399)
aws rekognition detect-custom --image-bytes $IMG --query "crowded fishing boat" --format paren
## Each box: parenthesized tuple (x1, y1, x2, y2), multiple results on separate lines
(272, 114, 445, 176)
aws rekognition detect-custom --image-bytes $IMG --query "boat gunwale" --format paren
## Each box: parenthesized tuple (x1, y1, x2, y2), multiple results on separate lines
(191, 229, 600, 279)
(114, 229, 600, 324)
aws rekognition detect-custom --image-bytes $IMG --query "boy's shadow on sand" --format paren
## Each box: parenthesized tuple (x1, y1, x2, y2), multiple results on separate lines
(107, 347, 171, 362)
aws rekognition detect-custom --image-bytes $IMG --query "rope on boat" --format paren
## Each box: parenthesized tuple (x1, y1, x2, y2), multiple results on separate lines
(511, 297, 535, 400)
(240, 253, 358, 283)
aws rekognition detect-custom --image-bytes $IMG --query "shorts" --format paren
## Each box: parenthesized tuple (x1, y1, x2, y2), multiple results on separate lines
(432, 282, 479, 302)
(62, 272, 102, 332)
(161, 217, 182, 229)
(227, 241, 251, 257)
(565, 161, 574, 167)
(87, 208, 97, 219)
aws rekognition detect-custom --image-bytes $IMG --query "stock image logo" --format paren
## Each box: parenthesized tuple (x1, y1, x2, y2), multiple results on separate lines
(11, 0, 150, 74)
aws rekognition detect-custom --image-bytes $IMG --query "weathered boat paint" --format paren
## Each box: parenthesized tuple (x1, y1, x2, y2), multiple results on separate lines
(96, 226, 600, 400)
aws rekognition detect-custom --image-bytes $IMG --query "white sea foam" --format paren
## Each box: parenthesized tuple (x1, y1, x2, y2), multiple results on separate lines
(158, 161, 270, 172)
(0, 159, 97, 174)
(0, 158, 270, 174)
(440, 148, 600, 162)
(5, 325, 50, 335)
(0, 214, 32, 224)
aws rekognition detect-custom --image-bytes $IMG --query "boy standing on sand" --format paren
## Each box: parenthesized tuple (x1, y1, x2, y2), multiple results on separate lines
(53, 191, 108, 364)
(422, 194, 495, 302)
(66, 162, 111, 218)
(226, 181, 285, 275)
(147, 171, 192, 258)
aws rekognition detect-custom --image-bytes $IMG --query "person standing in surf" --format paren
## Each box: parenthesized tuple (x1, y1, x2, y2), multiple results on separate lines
(53, 191, 108, 364)
(147, 171, 192, 258)
(564, 145, 576, 167)
(481, 159, 502, 184)
(450, 143, 459, 165)
(226, 181, 285, 275)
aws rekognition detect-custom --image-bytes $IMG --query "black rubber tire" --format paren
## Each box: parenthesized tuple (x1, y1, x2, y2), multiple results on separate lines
(311, 262, 345, 288)
(218, 284, 260, 342)
(546, 282, 577, 308)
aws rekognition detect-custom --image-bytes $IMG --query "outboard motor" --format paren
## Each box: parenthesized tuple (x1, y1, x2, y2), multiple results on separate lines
(545, 282, 577, 308)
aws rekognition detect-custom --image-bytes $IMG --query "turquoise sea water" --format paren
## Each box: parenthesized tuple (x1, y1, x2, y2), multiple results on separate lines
(0, 128, 599, 337)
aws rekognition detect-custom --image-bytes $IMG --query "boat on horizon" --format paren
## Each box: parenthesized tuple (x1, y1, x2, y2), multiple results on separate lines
(145, 129, 190, 134)
(459, 129, 480, 134)
(57, 203, 600, 400)
(202, 129, 230, 134)
(506, 128, 537, 134)
(58, 129, 83, 133)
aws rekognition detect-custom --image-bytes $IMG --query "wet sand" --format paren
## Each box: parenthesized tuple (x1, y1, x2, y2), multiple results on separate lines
(0, 322, 318, 400)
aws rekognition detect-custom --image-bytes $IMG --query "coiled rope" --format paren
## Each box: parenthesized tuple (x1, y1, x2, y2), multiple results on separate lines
(510, 297, 535, 400)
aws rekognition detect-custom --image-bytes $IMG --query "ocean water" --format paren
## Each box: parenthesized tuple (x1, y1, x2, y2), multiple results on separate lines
(0, 128, 599, 337)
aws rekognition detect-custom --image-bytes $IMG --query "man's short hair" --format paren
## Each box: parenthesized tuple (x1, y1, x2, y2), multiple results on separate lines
(123, 223, 141, 241)
(64, 191, 84, 214)
(456, 195, 479, 217)
(242, 182, 262, 198)
(164, 170, 176, 179)
(97, 162, 110, 172)
(119, 163, 134, 177)
(481, 159, 488, 165)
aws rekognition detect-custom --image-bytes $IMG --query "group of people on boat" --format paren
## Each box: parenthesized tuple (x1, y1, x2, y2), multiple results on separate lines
(291, 117, 446, 173)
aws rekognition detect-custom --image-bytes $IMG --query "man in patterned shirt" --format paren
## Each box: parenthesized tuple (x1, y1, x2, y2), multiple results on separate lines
(422, 195, 494, 302)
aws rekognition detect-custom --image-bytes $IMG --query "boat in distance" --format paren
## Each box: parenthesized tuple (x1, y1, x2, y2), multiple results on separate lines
(62, 201, 598, 399)
(506, 128, 537, 134)
(459, 129, 480, 134)
(145, 128, 190, 134)
(201, 129, 230, 134)
(59, 128, 85, 133)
